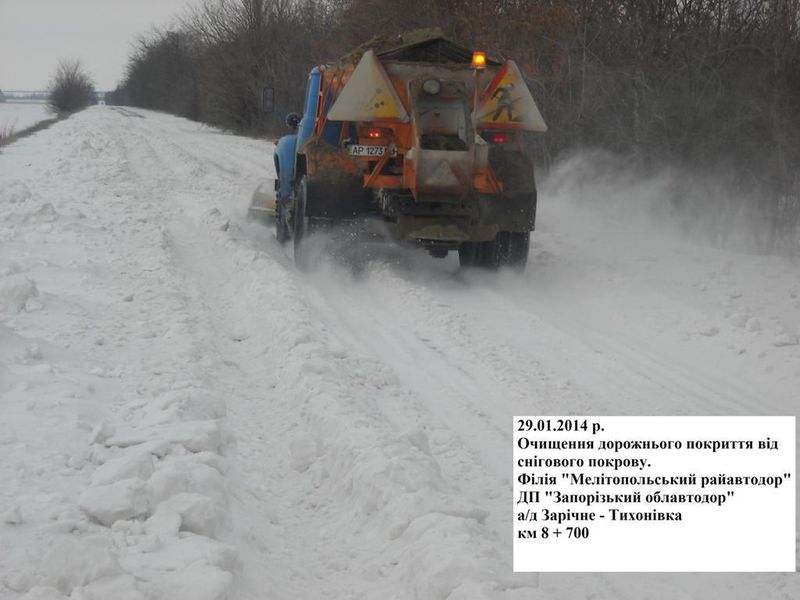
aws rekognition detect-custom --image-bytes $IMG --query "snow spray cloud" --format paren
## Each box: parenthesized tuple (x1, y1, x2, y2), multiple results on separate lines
(539, 149, 795, 255)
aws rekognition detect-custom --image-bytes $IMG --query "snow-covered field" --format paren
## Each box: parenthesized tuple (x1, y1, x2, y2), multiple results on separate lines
(0, 106, 797, 600)
(0, 102, 53, 136)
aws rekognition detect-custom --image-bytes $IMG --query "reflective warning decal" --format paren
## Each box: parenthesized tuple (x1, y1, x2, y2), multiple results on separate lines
(327, 50, 409, 123)
(475, 60, 547, 132)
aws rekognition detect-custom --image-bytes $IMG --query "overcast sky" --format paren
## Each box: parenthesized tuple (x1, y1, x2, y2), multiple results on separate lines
(1, 0, 201, 91)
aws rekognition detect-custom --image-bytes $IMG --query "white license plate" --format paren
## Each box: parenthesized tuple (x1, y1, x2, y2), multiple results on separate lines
(348, 144, 386, 157)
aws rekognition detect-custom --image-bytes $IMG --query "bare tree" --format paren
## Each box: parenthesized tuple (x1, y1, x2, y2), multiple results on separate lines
(125, 29, 201, 119)
(47, 59, 95, 113)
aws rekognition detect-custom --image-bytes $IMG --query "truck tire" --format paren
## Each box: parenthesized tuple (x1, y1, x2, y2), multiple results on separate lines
(458, 241, 489, 268)
(458, 231, 529, 271)
(275, 202, 290, 245)
(293, 176, 311, 270)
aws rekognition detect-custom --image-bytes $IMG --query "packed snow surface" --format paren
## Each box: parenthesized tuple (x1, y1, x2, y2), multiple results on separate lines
(0, 102, 53, 136)
(0, 106, 798, 600)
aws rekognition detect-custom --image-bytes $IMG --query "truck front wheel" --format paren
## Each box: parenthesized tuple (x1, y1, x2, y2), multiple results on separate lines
(275, 201, 290, 244)
(293, 176, 312, 270)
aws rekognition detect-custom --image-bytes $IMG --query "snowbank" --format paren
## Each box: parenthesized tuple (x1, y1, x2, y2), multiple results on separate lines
(0, 109, 237, 600)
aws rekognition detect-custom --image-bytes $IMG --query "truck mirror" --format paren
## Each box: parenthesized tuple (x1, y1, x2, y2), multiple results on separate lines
(285, 112, 300, 131)
(261, 86, 275, 113)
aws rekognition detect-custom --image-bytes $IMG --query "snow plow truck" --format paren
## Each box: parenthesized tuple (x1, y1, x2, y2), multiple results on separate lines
(251, 29, 547, 270)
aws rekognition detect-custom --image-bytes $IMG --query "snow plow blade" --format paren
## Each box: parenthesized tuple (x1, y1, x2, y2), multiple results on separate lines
(247, 180, 277, 222)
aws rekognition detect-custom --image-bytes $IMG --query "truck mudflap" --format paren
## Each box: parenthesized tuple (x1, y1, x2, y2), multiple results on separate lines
(301, 140, 374, 219)
(477, 190, 537, 233)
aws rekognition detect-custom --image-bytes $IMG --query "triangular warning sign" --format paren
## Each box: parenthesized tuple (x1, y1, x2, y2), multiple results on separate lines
(475, 60, 547, 132)
(327, 50, 409, 122)
(423, 160, 462, 188)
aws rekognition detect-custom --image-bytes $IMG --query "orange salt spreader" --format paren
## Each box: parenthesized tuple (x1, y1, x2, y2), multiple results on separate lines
(257, 29, 547, 270)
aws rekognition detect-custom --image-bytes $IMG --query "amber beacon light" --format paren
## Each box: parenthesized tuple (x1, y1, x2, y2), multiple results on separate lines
(471, 51, 487, 70)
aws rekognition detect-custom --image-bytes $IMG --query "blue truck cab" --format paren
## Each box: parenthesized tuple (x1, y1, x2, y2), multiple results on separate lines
(274, 67, 342, 201)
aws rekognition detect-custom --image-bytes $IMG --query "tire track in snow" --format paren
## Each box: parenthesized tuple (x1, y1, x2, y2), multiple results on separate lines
(102, 109, 543, 599)
(280, 231, 797, 600)
(162, 209, 548, 599)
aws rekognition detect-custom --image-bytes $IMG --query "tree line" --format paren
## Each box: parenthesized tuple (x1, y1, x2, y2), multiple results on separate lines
(107, 0, 800, 253)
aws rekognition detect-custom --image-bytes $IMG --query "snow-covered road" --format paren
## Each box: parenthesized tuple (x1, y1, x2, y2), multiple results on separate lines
(1, 107, 797, 600)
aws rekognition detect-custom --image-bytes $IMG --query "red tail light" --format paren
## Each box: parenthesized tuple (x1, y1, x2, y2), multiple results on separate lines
(361, 127, 389, 140)
(491, 133, 507, 144)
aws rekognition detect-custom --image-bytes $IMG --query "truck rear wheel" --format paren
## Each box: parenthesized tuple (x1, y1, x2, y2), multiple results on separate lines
(458, 231, 529, 270)
(495, 231, 530, 269)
